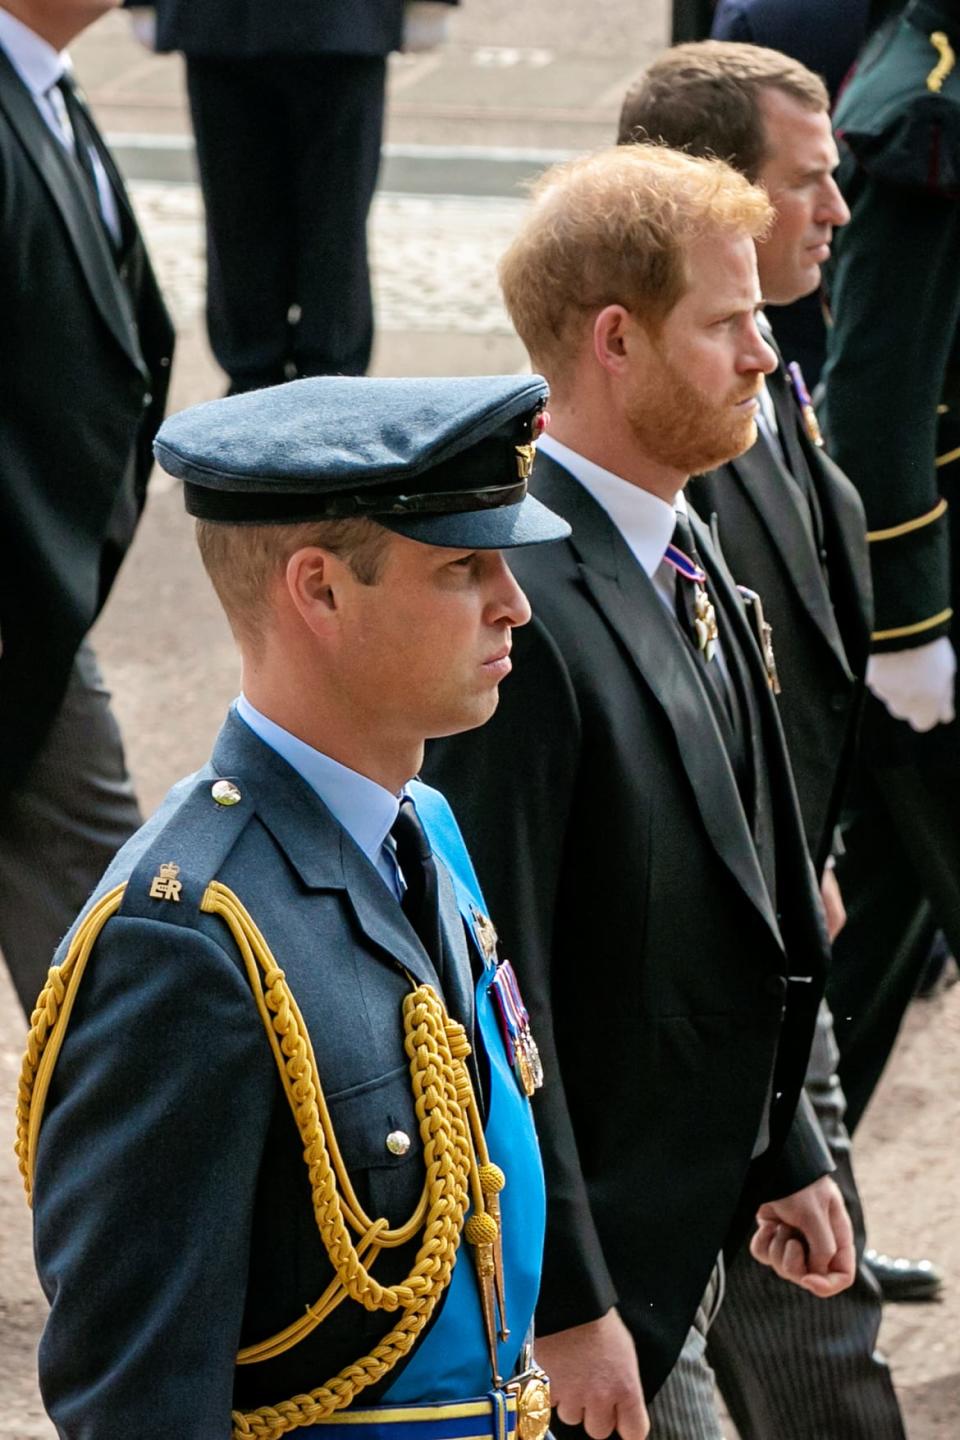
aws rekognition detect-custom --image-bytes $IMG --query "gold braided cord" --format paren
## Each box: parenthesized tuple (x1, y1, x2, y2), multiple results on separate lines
(16, 879, 500, 1440)
(927, 30, 956, 93)
(16, 884, 127, 1201)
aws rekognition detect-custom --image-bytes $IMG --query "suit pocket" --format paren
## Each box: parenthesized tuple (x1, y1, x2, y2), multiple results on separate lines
(326, 1063, 426, 1226)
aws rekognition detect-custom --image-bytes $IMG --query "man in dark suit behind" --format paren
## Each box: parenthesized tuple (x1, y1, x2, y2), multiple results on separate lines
(426, 144, 855, 1440)
(136, 0, 457, 393)
(0, 0, 173, 1014)
(620, 40, 911, 1440)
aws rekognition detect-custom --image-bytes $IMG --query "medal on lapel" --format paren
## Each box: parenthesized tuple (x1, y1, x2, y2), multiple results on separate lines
(471, 906, 499, 968)
(693, 584, 719, 662)
(470, 908, 544, 1097)
(787, 361, 824, 449)
(665, 543, 719, 661)
(491, 960, 544, 1098)
(738, 585, 782, 694)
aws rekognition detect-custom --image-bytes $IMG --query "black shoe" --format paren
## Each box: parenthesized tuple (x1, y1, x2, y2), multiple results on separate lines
(864, 1249, 944, 1302)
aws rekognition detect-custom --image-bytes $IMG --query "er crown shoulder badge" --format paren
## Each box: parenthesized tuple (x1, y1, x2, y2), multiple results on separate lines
(149, 861, 183, 902)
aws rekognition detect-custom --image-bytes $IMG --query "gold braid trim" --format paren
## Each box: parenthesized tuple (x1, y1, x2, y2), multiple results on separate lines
(16, 879, 500, 1440)
(867, 498, 948, 542)
(872, 607, 954, 642)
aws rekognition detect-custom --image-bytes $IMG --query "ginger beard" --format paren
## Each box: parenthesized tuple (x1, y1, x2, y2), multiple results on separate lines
(625, 343, 763, 476)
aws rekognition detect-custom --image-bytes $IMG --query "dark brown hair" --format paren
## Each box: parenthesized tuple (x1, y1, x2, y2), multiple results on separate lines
(618, 41, 829, 180)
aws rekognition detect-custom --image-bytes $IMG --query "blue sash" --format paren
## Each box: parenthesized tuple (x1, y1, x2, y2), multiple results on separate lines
(380, 782, 546, 1401)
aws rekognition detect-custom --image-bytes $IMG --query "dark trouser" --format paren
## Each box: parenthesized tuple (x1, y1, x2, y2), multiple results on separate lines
(185, 52, 386, 392)
(671, 0, 717, 42)
(0, 642, 140, 1016)
(708, 1003, 905, 1440)
(830, 695, 960, 1133)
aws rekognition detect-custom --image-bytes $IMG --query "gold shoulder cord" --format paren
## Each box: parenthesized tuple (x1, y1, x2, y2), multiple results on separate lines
(16, 881, 506, 1440)
(927, 31, 956, 93)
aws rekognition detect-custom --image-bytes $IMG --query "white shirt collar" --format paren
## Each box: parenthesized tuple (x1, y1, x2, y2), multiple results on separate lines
(235, 694, 402, 871)
(537, 432, 682, 577)
(0, 9, 68, 99)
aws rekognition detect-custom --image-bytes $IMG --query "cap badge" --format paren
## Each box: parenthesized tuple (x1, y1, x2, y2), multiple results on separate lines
(149, 861, 183, 903)
(515, 442, 536, 480)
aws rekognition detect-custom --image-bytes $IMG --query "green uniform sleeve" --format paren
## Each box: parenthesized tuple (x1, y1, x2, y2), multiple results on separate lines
(821, 166, 960, 649)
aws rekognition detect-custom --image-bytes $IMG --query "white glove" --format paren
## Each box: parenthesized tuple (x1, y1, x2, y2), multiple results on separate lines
(129, 8, 157, 49)
(867, 637, 957, 731)
(403, 1, 451, 52)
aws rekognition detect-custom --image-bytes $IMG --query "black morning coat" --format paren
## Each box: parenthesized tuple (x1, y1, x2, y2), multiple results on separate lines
(689, 359, 873, 871)
(424, 454, 833, 1401)
(0, 47, 174, 794)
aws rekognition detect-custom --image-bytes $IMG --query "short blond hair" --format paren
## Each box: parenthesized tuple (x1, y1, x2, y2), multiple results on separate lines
(196, 517, 389, 649)
(499, 144, 773, 384)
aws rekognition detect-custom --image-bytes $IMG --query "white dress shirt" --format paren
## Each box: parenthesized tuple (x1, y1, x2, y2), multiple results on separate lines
(0, 9, 121, 244)
(535, 433, 738, 707)
(536, 432, 688, 616)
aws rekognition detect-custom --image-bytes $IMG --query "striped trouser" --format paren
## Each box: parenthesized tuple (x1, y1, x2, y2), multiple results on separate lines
(648, 1259, 727, 1440)
(707, 1003, 906, 1440)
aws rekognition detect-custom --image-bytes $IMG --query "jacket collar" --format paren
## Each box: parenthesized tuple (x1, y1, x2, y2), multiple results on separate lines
(0, 45, 145, 373)
(532, 453, 783, 946)
(210, 709, 444, 994)
(724, 432, 851, 671)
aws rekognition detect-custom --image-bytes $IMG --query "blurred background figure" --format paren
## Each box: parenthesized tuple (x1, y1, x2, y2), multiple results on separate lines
(671, 0, 716, 42)
(709, 0, 876, 384)
(130, 0, 458, 394)
(820, 0, 960, 1133)
(0, 0, 173, 1016)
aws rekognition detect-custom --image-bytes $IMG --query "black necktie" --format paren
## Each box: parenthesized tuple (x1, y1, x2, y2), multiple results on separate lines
(55, 73, 102, 207)
(391, 798, 444, 976)
(670, 513, 742, 728)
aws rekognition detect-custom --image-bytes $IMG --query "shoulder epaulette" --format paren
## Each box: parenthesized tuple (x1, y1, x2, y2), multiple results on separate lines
(117, 771, 255, 928)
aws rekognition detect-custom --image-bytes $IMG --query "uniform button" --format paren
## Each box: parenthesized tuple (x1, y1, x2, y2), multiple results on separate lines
(211, 779, 242, 806)
(386, 1130, 411, 1156)
(160, 355, 171, 368)
(764, 974, 788, 998)
(142, 391, 153, 408)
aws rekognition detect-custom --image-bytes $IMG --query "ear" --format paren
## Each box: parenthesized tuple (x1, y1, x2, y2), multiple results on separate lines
(592, 304, 643, 378)
(284, 546, 352, 639)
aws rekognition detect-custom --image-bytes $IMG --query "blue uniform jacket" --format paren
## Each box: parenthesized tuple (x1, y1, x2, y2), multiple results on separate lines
(32, 709, 539, 1439)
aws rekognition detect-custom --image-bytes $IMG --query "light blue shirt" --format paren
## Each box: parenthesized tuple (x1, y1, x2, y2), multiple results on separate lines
(235, 694, 404, 898)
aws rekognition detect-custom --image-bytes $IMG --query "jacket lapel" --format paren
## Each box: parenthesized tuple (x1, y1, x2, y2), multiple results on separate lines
(726, 434, 851, 671)
(435, 862, 477, 1042)
(532, 456, 782, 946)
(0, 49, 145, 374)
(210, 709, 441, 993)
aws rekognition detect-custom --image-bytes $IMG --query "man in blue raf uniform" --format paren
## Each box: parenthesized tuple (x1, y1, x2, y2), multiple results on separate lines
(17, 374, 569, 1440)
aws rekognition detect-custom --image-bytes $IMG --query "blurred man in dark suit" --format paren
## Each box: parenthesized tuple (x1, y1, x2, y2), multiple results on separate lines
(133, 0, 457, 393)
(0, 0, 173, 1014)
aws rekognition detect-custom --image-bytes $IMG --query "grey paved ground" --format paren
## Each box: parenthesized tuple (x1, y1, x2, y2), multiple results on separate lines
(73, 4, 670, 151)
(2, 3, 960, 1436)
